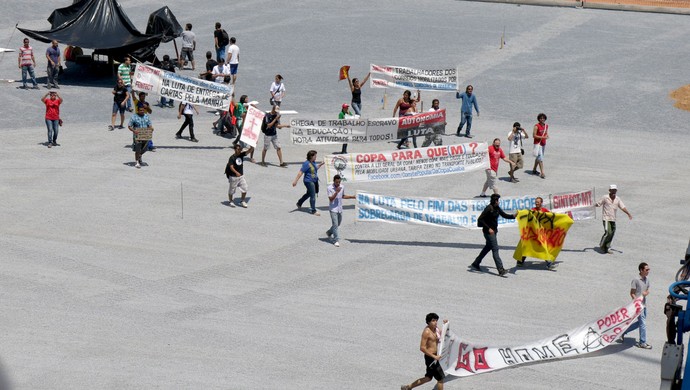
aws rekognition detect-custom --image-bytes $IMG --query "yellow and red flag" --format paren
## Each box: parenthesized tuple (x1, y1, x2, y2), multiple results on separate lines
(339, 65, 350, 81)
(513, 209, 574, 262)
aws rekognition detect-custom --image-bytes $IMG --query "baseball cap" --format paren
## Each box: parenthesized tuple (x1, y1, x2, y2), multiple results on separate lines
(342, 103, 349, 109)
(609, 184, 617, 190)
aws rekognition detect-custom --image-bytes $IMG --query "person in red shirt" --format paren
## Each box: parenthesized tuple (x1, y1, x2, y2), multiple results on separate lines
(41, 90, 63, 148)
(480, 138, 514, 197)
(531, 113, 549, 178)
(517, 196, 556, 270)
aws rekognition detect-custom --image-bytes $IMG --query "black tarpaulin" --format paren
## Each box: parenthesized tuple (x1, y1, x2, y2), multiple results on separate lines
(18, 0, 162, 54)
(47, 0, 89, 29)
(145, 6, 182, 43)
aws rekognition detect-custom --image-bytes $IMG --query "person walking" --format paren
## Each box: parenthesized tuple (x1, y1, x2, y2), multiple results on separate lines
(595, 184, 633, 254)
(225, 144, 251, 208)
(531, 113, 549, 178)
(117, 56, 134, 111)
(480, 138, 515, 197)
(471, 193, 516, 277)
(455, 85, 479, 138)
(292, 150, 323, 216)
(394, 89, 420, 149)
(326, 175, 355, 247)
(516, 197, 555, 269)
(18, 38, 39, 89)
(176, 102, 199, 142)
(213, 22, 228, 63)
(260, 105, 290, 167)
(507, 122, 528, 182)
(227, 37, 239, 84)
(110, 79, 129, 130)
(620, 262, 651, 349)
(41, 90, 62, 148)
(346, 71, 370, 116)
(128, 105, 153, 169)
(400, 313, 447, 390)
(45, 40, 61, 89)
(270, 74, 286, 107)
(180, 23, 196, 70)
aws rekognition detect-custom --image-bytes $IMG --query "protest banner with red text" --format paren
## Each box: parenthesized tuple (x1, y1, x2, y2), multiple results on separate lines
(550, 189, 596, 221)
(439, 298, 644, 378)
(512, 209, 574, 261)
(239, 105, 265, 148)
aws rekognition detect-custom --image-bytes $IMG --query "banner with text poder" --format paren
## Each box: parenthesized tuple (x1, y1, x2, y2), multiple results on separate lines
(289, 110, 446, 145)
(132, 63, 233, 110)
(324, 143, 487, 183)
(439, 298, 643, 377)
(355, 190, 594, 229)
(370, 64, 457, 91)
(238, 105, 265, 148)
(512, 209, 574, 261)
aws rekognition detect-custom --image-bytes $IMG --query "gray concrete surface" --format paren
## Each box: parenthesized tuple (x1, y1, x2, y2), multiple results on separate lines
(1, 0, 689, 389)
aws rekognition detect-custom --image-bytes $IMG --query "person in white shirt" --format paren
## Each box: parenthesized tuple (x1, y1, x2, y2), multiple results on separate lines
(506, 122, 529, 183)
(227, 37, 239, 85)
(269, 74, 285, 106)
(212, 58, 231, 84)
(595, 184, 632, 254)
(326, 175, 356, 247)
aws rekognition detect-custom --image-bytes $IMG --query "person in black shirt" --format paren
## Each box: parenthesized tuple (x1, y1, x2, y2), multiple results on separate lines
(158, 55, 176, 107)
(110, 79, 129, 130)
(260, 105, 290, 167)
(471, 193, 516, 277)
(225, 144, 252, 207)
(199, 51, 218, 81)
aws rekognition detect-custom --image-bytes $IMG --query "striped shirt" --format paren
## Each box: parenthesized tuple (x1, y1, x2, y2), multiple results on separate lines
(19, 46, 34, 66)
(118, 63, 132, 85)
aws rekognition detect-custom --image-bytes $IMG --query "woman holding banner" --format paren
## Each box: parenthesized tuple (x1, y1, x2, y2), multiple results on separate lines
(292, 150, 324, 216)
(394, 89, 420, 149)
(346, 72, 370, 116)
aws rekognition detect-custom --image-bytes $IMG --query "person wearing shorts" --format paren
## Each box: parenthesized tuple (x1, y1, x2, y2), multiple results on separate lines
(225, 144, 251, 208)
(180, 23, 196, 70)
(110, 79, 129, 130)
(531, 113, 549, 179)
(128, 106, 153, 169)
(507, 121, 528, 182)
(480, 138, 514, 197)
(400, 313, 447, 390)
(260, 105, 290, 167)
(227, 37, 239, 84)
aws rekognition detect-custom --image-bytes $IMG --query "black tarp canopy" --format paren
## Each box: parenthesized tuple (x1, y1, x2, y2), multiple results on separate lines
(18, 0, 164, 57)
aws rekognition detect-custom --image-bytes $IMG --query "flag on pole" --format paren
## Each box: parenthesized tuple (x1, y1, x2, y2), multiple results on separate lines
(339, 65, 350, 81)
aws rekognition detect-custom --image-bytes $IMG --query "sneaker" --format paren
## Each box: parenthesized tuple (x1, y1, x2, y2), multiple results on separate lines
(466, 134, 474, 138)
(296, 202, 302, 209)
(259, 162, 267, 167)
(52, 142, 59, 147)
(312, 211, 321, 216)
(498, 268, 508, 278)
(516, 260, 525, 267)
(547, 262, 556, 270)
(279, 162, 288, 168)
(615, 334, 625, 344)
(470, 263, 481, 272)
(228, 201, 236, 208)
(334, 242, 340, 247)
(108, 125, 114, 131)
(240, 201, 248, 208)
(175, 134, 182, 139)
(47, 143, 52, 148)
(479, 194, 488, 198)
(135, 161, 141, 169)
(636, 343, 652, 349)
(190, 138, 199, 143)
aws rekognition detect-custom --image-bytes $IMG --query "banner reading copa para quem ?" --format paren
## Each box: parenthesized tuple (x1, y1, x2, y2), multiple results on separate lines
(369, 64, 458, 91)
(323, 142, 487, 183)
(133, 63, 233, 110)
(289, 110, 446, 145)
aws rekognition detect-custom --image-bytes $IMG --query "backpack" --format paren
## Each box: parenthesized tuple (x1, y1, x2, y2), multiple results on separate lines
(220, 29, 230, 47)
(261, 115, 268, 134)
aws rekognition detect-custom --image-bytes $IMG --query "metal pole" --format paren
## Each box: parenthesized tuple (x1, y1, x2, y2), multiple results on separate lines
(181, 182, 184, 219)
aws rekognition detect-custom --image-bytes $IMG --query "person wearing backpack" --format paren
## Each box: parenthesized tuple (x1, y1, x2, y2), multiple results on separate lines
(213, 22, 229, 63)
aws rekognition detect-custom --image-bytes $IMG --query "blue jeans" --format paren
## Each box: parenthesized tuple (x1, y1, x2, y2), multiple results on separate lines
(125, 85, 133, 110)
(623, 307, 647, 344)
(47, 64, 59, 86)
(473, 231, 504, 270)
(298, 181, 317, 213)
(457, 113, 473, 135)
(45, 119, 59, 143)
(351, 102, 361, 116)
(600, 221, 616, 251)
(21, 65, 37, 87)
(216, 47, 226, 63)
(160, 97, 173, 106)
(327, 211, 342, 242)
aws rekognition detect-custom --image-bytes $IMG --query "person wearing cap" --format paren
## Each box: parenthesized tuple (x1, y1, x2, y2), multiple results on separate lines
(595, 184, 632, 254)
(507, 122, 529, 183)
(337, 103, 353, 154)
(480, 138, 515, 198)
(471, 193, 516, 277)
(41, 90, 62, 148)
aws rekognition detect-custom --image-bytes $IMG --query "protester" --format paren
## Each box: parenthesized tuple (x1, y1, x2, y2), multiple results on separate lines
(531, 113, 549, 178)
(18, 37, 39, 89)
(117, 56, 134, 111)
(595, 184, 633, 254)
(269, 74, 285, 107)
(180, 23, 196, 70)
(394, 89, 420, 149)
(325, 175, 355, 247)
(45, 40, 61, 89)
(507, 122, 529, 183)
(260, 105, 290, 167)
(232, 95, 248, 145)
(158, 55, 176, 107)
(400, 313, 447, 390)
(213, 22, 228, 62)
(620, 262, 651, 349)
(455, 85, 479, 138)
(337, 103, 354, 154)
(214, 94, 236, 136)
(110, 79, 129, 130)
(516, 197, 555, 269)
(199, 51, 217, 81)
(471, 193, 516, 277)
(225, 144, 251, 208)
(227, 37, 239, 84)
(176, 102, 199, 142)
(293, 150, 323, 216)
(346, 71, 370, 116)
(128, 105, 153, 169)
(480, 138, 514, 198)
(41, 90, 62, 148)
(422, 99, 445, 147)
(212, 57, 231, 84)
(135, 92, 155, 151)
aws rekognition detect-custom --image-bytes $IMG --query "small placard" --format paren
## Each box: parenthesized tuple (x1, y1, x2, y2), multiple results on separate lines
(135, 127, 153, 142)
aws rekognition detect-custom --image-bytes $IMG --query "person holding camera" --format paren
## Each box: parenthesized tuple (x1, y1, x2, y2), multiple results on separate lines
(507, 122, 529, 183)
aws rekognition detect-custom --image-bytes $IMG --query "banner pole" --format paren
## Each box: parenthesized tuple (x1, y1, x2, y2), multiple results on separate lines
(181, 182, 184, 219)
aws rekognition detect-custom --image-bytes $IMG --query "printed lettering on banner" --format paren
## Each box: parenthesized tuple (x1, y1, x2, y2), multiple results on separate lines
(239, 105, 265, 148)
(439, 298, 644, 377)
(369, 64, 458, 91)
(550, 189, 596, 221)
(133, 63, 233, 110)
(512, 209, 574, 261)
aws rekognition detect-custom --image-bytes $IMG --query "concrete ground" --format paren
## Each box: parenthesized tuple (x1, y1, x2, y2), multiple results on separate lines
(1, 0, 689, 389)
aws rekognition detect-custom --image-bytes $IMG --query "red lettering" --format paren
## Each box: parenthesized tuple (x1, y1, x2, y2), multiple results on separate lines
(473, 347, 490, 370)
(355, 153, 386, 163)
(455, 343, 473, 373)
(449, 145, 464, 155)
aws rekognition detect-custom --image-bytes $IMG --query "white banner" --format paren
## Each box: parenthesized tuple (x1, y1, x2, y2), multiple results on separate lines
(289, 110, 446, 145)
(370, 64, 458, 91)
(355, 190, 595, 228)
(439, 298, 644, 377)
(132, 63, 233, 110)
(239, 105, 265, 148)
(324, 143, 488, 183)
(551, 189, 596, 221)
